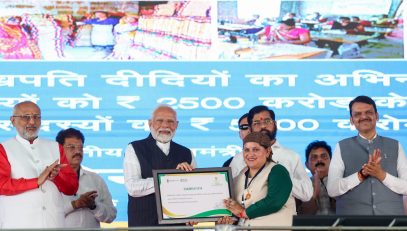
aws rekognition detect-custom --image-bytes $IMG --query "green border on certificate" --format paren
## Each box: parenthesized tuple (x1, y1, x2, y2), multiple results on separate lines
(153, 167, 234, 224)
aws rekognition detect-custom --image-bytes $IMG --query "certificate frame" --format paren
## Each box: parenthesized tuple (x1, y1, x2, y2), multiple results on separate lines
(153, 167, 234, 224)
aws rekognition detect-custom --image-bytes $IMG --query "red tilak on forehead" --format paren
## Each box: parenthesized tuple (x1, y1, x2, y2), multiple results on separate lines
(260, 117, 263, 120)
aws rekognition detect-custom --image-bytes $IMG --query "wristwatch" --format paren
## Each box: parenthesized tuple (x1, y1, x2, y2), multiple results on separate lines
(358, 168, 367, 181)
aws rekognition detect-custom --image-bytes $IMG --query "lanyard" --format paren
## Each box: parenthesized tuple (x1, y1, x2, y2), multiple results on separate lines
(241, 163, 266, 203)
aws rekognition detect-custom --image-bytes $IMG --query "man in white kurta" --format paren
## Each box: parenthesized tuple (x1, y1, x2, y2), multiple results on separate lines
(230, 105, 313, 203)
(0, 101, 78, 228)
(56, 128, 117, 228)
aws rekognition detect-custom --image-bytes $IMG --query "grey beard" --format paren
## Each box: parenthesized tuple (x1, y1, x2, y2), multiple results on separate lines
(150, 129, 174, 143)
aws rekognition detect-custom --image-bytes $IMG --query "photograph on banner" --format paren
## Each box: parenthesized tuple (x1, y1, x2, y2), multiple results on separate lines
(217, 0, 404, 59)
(0, 0, 215, 60)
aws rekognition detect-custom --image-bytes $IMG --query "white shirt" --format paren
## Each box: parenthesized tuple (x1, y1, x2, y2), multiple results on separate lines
(229, 140, 313, 202)
(229, 151, 245, 178)
(63, 168, 117, 228)
(124, 140, 197, 197)
(327, 135, 407, 198)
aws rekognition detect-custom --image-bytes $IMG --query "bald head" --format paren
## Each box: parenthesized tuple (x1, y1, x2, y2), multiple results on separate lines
(13, 101, 41, 115)
(11, 101, 41, 142)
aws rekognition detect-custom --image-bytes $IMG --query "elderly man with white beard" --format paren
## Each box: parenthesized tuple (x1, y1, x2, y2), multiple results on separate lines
(123, 105, 197, 227)
(0, 101, 78, 228)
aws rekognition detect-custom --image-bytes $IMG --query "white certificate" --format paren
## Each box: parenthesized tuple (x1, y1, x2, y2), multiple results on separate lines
(153, 167, 234, 224)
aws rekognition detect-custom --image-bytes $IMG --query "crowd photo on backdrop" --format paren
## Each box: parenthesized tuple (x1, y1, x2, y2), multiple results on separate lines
(0, 0, 404, 60)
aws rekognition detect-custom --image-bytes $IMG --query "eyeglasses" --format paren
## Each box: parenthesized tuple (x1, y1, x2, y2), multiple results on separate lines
(252, 118, 274, 127)
(239, 124, 249, 130)
(351, 110, 375, 119)
(154, 119, 176, 126)
(64, 144, 84, 151)
(12, 114, 41, 122)
(309, 153, 330, 161)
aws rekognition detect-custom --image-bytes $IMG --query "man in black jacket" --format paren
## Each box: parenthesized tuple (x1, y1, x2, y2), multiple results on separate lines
(123, 105, 196, 226)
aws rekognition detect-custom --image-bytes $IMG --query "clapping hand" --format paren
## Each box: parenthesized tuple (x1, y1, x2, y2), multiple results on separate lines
(38, 160, 67, 186)
(48, 163, 67, 181)
(73, 191, 98, 209)
(362, 149, 386, 181)
(312, 171, 321, 199)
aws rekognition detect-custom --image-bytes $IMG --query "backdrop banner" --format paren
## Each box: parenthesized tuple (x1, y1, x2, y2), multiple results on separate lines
(0, 60, 406, 221)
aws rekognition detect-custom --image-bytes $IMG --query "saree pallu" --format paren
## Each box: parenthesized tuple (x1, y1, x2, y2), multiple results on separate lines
(0, 23, 41, 59)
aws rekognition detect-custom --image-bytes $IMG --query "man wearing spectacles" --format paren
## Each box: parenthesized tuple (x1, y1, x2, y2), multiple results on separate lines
(229, 105, 313, 206)
(223, 113, 250, 168)
(0, 101, 78, 228)
(56, 128, 117, 228)
(327, 95, 407, 215)
(124, 105, 197, 226)
(246, 105, 312, 205)
(297, 140, 335, 215)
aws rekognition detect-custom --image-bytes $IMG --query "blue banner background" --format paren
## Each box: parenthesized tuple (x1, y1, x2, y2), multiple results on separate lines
(0, 60, 406, 222)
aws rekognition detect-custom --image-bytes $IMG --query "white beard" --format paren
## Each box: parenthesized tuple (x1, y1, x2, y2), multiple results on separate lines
(21, 127, 39, 141)
(150, 128, 175, 143)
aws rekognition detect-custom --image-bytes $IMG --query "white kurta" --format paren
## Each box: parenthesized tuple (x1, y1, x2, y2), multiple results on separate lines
(63, 168, 117, 228)
(0, 136, 65, 228)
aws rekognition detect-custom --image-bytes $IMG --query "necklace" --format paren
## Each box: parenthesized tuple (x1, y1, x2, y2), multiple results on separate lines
(242, 164, 266, 202)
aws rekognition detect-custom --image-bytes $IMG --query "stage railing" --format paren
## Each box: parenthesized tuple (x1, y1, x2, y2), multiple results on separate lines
(3, 225, 407, 231)
(2, 216, 407, 231)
